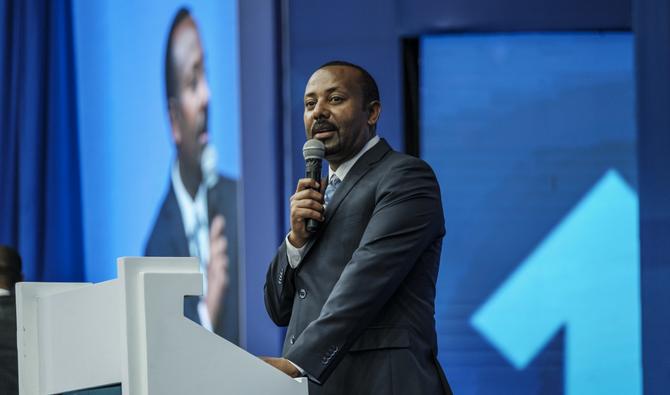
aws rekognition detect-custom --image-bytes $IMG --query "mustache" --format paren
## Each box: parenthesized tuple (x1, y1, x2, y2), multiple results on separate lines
(311, 120, 337, 134)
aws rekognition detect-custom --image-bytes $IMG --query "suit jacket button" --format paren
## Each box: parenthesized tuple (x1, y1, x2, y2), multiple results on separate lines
(298, 289, 307, 299)
(290, 335, 296, 344)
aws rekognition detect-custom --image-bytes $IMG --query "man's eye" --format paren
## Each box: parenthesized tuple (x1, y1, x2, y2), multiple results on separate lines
(330, 96, 343, 103)
(305, 101, 316, 108)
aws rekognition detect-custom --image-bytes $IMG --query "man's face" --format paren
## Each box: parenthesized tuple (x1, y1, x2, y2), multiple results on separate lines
(303, 66, 380, 167)
(170, 18, 210, 178)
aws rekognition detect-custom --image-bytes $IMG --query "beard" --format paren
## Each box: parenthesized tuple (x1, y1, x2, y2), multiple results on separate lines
(310, 119, 339, 154)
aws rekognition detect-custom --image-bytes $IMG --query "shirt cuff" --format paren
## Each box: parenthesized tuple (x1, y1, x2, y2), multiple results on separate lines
(287, 359, 306, 376)
(197, 298, 214, 332)
(285, 233, 306, 269)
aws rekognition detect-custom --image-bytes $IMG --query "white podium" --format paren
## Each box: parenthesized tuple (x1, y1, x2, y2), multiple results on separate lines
(15, 257, 308, 395)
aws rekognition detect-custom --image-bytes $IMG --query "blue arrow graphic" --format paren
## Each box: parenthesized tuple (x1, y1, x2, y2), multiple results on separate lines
(471, 169, 642, 395)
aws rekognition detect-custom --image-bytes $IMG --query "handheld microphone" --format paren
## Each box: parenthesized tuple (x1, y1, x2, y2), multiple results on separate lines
(302, 139, 325, 233)
(201, 144, 219, 188)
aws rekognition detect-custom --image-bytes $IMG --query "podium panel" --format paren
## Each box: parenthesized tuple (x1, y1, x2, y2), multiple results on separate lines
(16, 257, 308, 395)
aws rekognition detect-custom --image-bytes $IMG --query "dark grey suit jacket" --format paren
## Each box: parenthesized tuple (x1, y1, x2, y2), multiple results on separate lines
(265, 139, 452, 395)
(145, 176, 239, 344)
(0, 294, 18, 394)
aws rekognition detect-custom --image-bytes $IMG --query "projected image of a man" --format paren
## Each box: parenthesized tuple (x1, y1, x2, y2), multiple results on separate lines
(145, 7, 239, 344)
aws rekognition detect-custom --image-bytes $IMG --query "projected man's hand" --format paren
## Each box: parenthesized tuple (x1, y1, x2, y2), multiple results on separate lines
(206, 215, 228, 324)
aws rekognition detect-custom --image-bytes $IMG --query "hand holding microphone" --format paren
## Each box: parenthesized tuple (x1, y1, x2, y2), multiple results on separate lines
(287, 139, 326, 248)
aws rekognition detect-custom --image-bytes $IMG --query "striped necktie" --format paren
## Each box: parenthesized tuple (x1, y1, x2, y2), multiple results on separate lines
(324, 174, 341, 206)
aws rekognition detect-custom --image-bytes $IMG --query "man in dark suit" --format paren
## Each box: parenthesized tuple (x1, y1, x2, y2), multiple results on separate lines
(263, 61, 452, 394)
(145, 8, 238, 344)
(0, 245, 23, 395)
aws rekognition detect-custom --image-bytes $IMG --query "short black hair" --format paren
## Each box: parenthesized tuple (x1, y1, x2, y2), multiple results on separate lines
(318, 60, 380, 110)
(0, 245, 23, 290)
(164, 7, 193, 104)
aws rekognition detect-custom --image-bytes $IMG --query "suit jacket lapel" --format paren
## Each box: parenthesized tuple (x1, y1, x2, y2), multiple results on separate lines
(322, 139, 390, 227)
(300, 139, 391, 260)
(165, 183, 191, 257)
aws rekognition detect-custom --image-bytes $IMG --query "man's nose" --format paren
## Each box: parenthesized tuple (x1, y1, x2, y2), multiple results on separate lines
(312, 100, 330, 120)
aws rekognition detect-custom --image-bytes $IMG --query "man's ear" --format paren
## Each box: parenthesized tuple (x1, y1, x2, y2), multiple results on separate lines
(367, 100, 381, 127)
(168, 97, 182, 144)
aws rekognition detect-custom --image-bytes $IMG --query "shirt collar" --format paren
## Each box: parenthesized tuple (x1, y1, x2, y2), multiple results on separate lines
(171, 161, 209, 237)
(328, 135, 380, 182)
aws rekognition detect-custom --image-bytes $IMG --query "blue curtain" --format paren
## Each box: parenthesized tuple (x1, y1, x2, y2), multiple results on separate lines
(0, 0, 84, 282)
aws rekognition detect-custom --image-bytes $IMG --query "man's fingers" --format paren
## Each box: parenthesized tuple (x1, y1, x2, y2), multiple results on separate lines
(291, 188, 324, 203)
(291, 198, 325, 213)
(210, 215, 225, 240)
(290, 178, 325, 247)
(210, 236, 229, 259)
(258, 357, 298, 378)
(295, 178, 322, 193)
(292, 207, 324, 222)
(292, 203, 325, 218)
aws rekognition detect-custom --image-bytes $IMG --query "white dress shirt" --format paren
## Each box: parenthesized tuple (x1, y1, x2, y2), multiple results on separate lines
(172, 161, 214, 332)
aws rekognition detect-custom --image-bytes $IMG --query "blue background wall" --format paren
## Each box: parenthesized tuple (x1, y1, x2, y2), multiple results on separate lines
(421, 32, 638, 394)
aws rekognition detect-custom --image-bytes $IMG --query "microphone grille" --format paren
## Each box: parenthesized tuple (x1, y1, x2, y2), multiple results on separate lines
(303, 139, 325, 160)
(201, 144, 219, 188)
